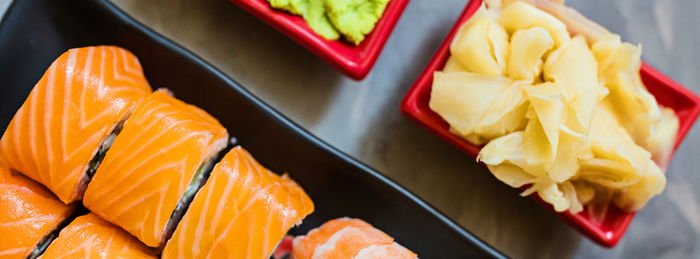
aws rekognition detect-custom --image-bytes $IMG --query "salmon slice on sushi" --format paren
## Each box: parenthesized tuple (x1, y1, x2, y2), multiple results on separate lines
(41, 213, 155, 259)
(83, 89, 229, 247)
(0, 164, 76, 258)
(293, 218, 417, 259)
(162, 146, 314, 259)
(0, 46, 152, 204)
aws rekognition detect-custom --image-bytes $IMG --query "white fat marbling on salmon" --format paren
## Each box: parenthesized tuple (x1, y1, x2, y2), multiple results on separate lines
(311, 226, 363, 259)
(83, 90, 228, 247)
(0, 46, 151, 204)
(161, 147, 314, 259)
(354, 243, 417, 259)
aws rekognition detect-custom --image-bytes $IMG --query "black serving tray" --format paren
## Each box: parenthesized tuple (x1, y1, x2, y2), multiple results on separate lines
(0, 0, 505, 257)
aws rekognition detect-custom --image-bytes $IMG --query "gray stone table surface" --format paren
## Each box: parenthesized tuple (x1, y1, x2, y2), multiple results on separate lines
(1, 0, 698, 258)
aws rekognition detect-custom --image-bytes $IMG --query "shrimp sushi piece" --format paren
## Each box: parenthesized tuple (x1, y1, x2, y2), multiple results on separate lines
(293, 218, 417, 259)
(0, 46, 152, 204)
(0, 164, 76, 258)
(83, 90, 229, 247)
(40, 213, 155, 259)
(161, 146, 314, 259)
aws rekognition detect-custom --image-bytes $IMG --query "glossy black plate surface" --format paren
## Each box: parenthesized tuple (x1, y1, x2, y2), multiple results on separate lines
(0, 0, 504, 257)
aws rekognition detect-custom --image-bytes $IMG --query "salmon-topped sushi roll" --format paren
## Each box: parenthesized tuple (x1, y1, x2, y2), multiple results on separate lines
(0, 164, 76, 258)
(0, 46, 152, 204)
(83, 90, 229, 247)
(293, 218, 417, 259)
(41, 213, 155, 259)
(162, 146, 314, 259)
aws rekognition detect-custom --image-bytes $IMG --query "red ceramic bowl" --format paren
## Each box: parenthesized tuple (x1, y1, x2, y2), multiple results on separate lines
(401, 0, 700, 247)
(228, 0, 410, 80)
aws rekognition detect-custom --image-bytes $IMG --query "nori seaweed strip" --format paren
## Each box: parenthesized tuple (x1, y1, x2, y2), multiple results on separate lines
(159, 144, 232, 248)
(25, 207, 87, 259)
(85, 120, 125, 178)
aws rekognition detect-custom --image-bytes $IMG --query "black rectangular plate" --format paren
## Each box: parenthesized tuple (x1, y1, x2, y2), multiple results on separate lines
(0, 0, 505, 257)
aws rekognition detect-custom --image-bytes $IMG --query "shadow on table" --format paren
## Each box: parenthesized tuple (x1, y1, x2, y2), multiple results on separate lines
(124, 0, 344, 126)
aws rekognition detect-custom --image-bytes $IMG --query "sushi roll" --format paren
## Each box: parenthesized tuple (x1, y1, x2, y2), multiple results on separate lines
(0, 164, 76, 258)
(0, 46, 152, 204)
(40, 213, 155, 259)
(83, 90, 229, 247)
(161, 146, 314, 259)
(293, 218, 417, 259)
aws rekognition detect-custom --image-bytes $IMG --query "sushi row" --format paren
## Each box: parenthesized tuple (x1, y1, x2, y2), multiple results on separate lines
(0, 46, 417, 258)
(0, 163, 153, 258)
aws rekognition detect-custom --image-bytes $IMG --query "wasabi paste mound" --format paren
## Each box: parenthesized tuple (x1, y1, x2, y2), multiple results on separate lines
(325, 0, 391, 45)
(266, 0, 391, 44)
(268, 0, 307, 15)
(304, 0, 340, 40)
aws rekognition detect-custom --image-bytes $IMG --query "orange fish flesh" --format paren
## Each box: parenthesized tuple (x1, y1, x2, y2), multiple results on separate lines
(0, 164, 76, 258)
(162, 146, 314, 259)
(0, 46, 151, 204)
(293, 218, 417, 259)
(41, 213, 155, 259)
(83, 90, 228, 247)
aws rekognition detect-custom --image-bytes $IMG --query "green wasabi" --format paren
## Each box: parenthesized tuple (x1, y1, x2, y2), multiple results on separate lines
(303, 0, 340, 40)
(266, 0, 390, 44)
(268, 0, 308, 15)
(324, 0, 390, 44)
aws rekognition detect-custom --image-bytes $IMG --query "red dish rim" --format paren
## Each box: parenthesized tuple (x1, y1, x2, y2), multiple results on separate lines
(400, 0, 700, 247)
(228, 0, 410, 80)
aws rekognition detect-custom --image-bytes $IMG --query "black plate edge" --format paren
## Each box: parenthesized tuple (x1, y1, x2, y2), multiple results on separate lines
(0, 0, 506, 257)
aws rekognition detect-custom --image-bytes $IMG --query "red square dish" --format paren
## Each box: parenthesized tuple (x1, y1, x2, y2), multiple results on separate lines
(400, 0, 700, 247)
(229, 0, 410, 80)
